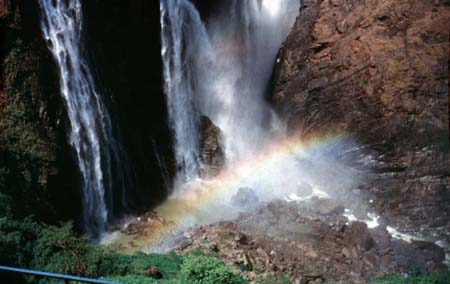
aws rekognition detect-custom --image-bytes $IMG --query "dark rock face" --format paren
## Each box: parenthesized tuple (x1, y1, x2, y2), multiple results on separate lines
(83, 0, 174, 211)
(199, 116, 225, 177)
(272, 0, 450, 240)
(0, 1, 80, 222)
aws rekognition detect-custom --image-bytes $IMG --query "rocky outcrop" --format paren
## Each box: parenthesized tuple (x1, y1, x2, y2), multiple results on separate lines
(272, 0, 450, 240)
(0, 1, 80, 222)
(199, 116, 225, 177)
(171, 199, 447, 283)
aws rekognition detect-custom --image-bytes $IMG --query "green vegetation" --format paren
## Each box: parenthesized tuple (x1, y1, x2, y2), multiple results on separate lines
(371, 272, 450, 284)
(0, 217, 247, 284)
(105, 275, 181, 284)
(0, 217, 131, 280)
(180, 254, 247, 284)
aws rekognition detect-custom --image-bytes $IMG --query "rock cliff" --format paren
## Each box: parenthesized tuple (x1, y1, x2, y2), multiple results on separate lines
(0, 0, 80, 222)
(273, 0, 450, 239)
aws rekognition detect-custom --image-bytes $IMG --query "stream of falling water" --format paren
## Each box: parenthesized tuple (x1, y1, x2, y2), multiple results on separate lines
(39, 0, 128, 238)
(160, 0, 300, 185)
(101, 0, 368, 250)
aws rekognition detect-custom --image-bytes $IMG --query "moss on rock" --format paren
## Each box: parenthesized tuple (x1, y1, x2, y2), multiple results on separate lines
(0, 1, 79, 223)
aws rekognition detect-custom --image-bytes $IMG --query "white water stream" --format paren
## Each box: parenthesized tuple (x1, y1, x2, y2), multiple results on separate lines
(39, 0, 128, 237)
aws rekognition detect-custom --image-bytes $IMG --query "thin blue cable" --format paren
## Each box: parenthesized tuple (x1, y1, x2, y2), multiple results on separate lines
(0, 265, 124, 284)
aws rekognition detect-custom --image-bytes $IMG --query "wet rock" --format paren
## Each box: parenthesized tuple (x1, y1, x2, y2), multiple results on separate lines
(411, 241, 445, 264)
(391, 240, 427, 274)
(199, 116, 225, 177)
(272, 0, 450, 242)
(312, 198, 345, 216)
(232, 187, 260, 208)
(346, 222, 374, 252)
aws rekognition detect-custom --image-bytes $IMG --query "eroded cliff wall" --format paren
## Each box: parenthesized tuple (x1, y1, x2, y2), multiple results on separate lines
(0, 0, 80, 222)
(273, 0, 450, 238)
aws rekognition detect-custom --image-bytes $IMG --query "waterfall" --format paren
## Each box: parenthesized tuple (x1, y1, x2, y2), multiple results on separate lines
(160, 0, 300, 185)
(160, 0, 209, 184)
(39, 0, 128, 237)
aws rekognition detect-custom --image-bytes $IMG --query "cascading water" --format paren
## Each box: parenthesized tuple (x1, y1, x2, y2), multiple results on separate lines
(39, 0, 129, 237)
(102, 0, 367, 250)
(160, 0, 208, 183)
(160, 0, 300, 185)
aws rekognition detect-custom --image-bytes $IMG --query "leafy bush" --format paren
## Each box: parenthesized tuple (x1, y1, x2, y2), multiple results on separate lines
(31, 222, 133, 278)
(0, 217, 133, 282)
(132, 251, 182, 278)
(0, 217, 41, 268)
(0, 217, 248, 284)
(180, 255, 247, 284)
(105, 274, 181, 284)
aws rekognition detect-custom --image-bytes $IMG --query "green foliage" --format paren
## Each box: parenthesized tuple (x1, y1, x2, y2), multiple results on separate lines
(371, 272, 450, 284)
(443, 0, 450, 6)
(0, 217, 133, 280)
(33, 222, 132, 278)
(0, 217, 41, 268)
(0, 217, 248, 284)
(105, 275, 181, 284)
(132, 251, 182, 278)
(180, 255, 248, 284)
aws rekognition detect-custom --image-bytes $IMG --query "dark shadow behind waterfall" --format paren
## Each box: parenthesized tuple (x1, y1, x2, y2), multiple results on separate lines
(38, 0, 133, 238)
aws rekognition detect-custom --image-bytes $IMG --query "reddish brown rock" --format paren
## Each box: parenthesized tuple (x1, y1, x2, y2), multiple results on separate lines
(173, 199, 447, 283)
(272, 0, 450, 241)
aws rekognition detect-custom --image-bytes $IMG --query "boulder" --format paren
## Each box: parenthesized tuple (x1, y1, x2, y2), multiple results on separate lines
(199, 116, 225, 177)
(346, 222, 374, 252)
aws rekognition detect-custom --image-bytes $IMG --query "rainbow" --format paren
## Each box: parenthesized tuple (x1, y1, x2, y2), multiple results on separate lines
(154, 132, 348, 233)
(103, 132, 349, 253)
